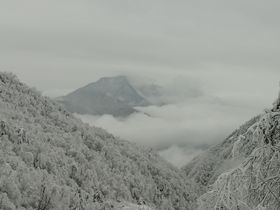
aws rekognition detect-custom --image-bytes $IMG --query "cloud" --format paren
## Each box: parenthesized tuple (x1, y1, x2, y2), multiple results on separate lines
(158, 145, 203, 168)
(43, 88, 74, 98)
(75, 91, 267, 166)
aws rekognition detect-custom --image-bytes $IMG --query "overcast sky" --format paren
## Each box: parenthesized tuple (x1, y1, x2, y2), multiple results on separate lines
(0, 0, 279, 99)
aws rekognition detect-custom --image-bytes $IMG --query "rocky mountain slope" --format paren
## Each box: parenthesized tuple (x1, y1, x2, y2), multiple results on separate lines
(0, 72, 197, 210)
(58, 76, 150, 117)
(185, 92, 280, 209)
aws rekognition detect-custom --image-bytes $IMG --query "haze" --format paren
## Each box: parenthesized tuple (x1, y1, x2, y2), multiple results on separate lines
(0, 0, 279, 166)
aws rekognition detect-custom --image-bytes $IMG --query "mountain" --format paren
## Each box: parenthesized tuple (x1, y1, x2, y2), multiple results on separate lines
(184, 93, 280, 209)
(0, 72, 198, 210)
(58, 76, 150, 117)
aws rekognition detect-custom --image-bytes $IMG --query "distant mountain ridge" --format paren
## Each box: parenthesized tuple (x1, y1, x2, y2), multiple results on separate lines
(58, 76, 151, 117)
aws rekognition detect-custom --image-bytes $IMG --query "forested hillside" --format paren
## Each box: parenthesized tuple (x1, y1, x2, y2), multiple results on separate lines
(2, 71, 278, 210)
(0, 72, 197, 210)
(186, 92, 280, 209)
(183, 116, 260, 195)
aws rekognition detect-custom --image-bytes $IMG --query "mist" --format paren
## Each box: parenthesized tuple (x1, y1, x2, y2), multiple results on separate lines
(75, 80, 268, 167)
(1, 0, 279, 167)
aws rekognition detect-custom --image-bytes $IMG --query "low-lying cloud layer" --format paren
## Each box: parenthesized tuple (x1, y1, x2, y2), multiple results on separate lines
(159, 145, 203, 168)
(76, 85, 268, 167)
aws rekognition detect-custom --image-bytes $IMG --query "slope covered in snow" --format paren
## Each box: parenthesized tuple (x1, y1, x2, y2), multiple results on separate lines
(0, 73, 197, 210)
(183, 116, 260, 194)
(186, 92, 280, 209)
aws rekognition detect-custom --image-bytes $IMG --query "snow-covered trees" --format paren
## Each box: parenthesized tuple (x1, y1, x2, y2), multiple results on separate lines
(0, 72, 197, 210)
(198, 93, 280, 210)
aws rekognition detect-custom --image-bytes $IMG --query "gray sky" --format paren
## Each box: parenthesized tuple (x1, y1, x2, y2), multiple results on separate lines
(0, 0, 279, 98)
(1, 0, 280, 166)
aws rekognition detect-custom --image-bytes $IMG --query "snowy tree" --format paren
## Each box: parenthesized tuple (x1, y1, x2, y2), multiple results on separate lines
(198, 93, 280, 210)
(0, 72, 197, 210)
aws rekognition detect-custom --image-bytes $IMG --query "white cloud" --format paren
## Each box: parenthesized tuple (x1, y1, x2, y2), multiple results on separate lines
(43, 88, 74, 98)
(75, 92, 267, 166)
(158, 145, 203, 168)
